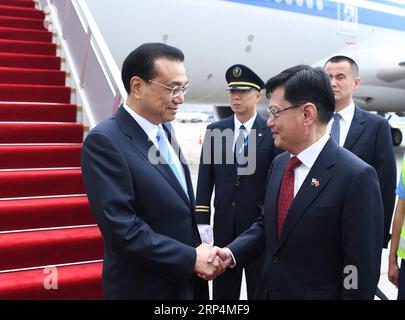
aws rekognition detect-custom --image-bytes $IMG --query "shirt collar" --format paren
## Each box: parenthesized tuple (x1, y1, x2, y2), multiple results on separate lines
(336, 100, 355, 122)
(294, 132, 330, 170)
(234, 112, 257, 133)
(123, 102, 160, 145)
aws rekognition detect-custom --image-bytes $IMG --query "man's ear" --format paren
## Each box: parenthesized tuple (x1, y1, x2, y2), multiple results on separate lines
(255, 91, 262, 102)
(354, 77, 361, 90)
(302, 103, 317, 125)
(130, 76, 143, 99)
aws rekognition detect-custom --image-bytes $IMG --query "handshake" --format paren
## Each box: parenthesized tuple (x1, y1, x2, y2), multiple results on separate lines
(194, 243, 234, 281)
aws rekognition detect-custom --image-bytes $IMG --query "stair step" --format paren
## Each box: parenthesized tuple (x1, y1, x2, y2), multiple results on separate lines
(0, 26, 52, 43)
(0, 261, 102, 299)
(0, 196, 95, 231)
(0, 67, 65, 85)
(0, 52, 60, 69)
(0, 66, 66, 86)
(0, 144, 82, 169)
(0, 15, 44, 30)
(0, 38, 55, 55)
(0, 5, 44, 19)
(0, 84, 70, 103)
(0, 169, 85, 198)
(0, 0, 35, 8)
(0, 122, 83, 143)
(0, 226, 103, 270)
(0, 102, 76, 122)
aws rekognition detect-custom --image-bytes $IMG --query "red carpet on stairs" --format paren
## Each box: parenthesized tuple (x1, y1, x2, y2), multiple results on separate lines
(0, 15, 45, 30)
(0, 145, 81, 168)
(0, 67, 66, 85)
(0, 262, 103, 300)
(0, 0, 35, 8)
(0, 103, 77, 122)
(0, 196, 95, 231)
(0, 53, 61, 69)
(0, 226, 103, 270)
(0, 122, 83, 143)
(0, 0, 102, 300)
(0, 38, 56, 55)
(0, 169, 86, 198)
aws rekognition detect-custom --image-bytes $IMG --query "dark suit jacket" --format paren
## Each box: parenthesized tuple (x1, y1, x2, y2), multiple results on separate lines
(228, 138, 383, 300)
(195, 114, 279, 247)
(344, 106, 396, 247)
(81, 106, 202, 299)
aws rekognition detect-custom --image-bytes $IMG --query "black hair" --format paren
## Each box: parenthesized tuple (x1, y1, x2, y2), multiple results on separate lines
(121, 42, 185, 94)
(266, 65, 335, 124)
(324, 55, 359, 77)
(265, 65, 311, 99)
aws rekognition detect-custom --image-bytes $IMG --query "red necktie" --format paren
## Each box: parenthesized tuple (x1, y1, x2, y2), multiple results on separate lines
(277, 156, 301, 237)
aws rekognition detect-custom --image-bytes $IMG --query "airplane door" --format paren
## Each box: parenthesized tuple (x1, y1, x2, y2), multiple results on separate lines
(337, 2, 358, 37)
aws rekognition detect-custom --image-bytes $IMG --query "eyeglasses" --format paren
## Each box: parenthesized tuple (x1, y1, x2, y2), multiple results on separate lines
(267, 103, 304, 118)
(148, 80, 189, 98)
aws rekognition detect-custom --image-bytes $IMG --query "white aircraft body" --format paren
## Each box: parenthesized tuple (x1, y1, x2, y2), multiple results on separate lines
(86, 0, 405, 143)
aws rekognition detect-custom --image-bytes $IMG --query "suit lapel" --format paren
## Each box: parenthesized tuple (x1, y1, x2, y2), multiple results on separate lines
(275, 139, 337, 253)
(116, 106, 190, 206)
(343, 106, 366, 150)
(268, 152, 289, 252)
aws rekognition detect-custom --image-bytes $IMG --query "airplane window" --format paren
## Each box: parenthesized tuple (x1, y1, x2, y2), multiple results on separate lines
(306, 0, 314, 9)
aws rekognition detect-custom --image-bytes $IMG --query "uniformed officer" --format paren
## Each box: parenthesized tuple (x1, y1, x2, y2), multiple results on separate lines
(195, 64, 280, 300)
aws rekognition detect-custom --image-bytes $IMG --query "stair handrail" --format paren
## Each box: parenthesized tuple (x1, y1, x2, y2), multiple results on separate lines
(37, 0, 127, 129)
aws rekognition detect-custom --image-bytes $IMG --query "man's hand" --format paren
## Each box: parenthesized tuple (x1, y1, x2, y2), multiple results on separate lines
(194, 243, 227, 281)
(208, 246, 233, 268)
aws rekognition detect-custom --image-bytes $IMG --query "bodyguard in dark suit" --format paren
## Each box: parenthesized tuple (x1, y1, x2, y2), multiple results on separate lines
(210, 66, 383, 299)
(195, 65, 279, 299)
(81, 43, 224, 299)
(324, 56, 396, 248)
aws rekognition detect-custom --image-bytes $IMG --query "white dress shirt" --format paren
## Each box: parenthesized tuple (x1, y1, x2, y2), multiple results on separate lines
(123, 103, 187, 190)
(293, 132, 330, 196)
(326, 101, 355, 147)
(233, 113, 257, 151)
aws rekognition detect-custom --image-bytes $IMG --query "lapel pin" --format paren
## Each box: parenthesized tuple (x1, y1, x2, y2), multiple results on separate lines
(258, 133, 263, 137)
(311, 178, 320, 188)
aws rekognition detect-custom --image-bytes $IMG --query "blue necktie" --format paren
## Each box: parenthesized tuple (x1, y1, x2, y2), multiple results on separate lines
(156, 126, 188, 196)
(235, 125, 247, 167)
(330, 113, 342, 145)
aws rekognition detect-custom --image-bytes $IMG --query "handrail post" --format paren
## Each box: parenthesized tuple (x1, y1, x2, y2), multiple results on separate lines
(79, 27, 92, 89)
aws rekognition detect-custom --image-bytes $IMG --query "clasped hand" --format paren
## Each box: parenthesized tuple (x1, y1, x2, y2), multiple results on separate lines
(194, 244, 233, 281)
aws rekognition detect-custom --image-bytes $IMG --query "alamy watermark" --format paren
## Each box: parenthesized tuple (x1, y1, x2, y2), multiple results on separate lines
(43, 267, 58, 290)
(343, 265, 358, 290)
(148, 127, 258, 175)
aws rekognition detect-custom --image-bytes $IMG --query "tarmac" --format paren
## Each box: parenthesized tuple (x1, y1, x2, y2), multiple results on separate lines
(172, 119, 404, 300)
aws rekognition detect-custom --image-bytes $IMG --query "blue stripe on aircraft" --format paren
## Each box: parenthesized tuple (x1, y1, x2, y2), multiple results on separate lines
(367, 0, 405, 10)
(224, 0, 405, 32)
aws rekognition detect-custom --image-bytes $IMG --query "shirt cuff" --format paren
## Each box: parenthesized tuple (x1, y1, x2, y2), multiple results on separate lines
(224, 247, 236, 268)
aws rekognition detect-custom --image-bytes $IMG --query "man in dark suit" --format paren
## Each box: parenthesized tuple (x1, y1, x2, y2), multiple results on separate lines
(81, 43, 224, 299)
(324, 56, 396, 249)
(195, 64, 280, 299)
(210, 65, 383, 299)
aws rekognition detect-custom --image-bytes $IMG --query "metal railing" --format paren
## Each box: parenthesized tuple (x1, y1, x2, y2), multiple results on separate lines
(38, 0, 127, 128)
